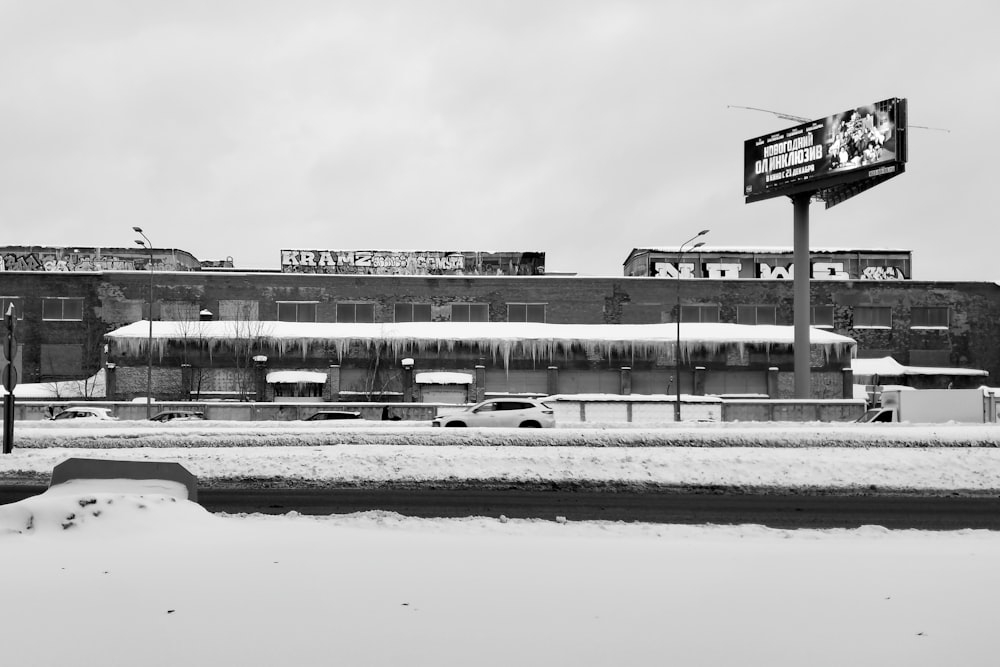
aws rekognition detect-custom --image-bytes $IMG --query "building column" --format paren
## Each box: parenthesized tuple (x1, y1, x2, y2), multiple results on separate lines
(252, 356, 268, 402)
(402, 366, 413, 402)
(767, 366, 779, 398)
(547, 366, 559, 396)
(105, 363, 118, 401)
(475, 365, 486, 402)
(841, 367, 854, 400)
(693, 366, 706, 396)
(325, 365, 341, 402)
(180, 364, 193, 400)
(620, 366, 632, 395)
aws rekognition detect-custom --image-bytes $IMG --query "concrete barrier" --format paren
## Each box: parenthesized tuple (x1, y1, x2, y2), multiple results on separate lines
(50, 458, 198, 501)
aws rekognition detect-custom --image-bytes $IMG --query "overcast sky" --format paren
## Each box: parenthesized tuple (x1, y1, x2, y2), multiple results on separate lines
(2, 1, 996, 279)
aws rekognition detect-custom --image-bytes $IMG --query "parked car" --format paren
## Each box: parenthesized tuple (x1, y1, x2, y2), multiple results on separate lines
(150, 410, 206, 422)
(304, 410, 364, 421)
(431, 398, 555, 428)
(49, 406, 119, 421)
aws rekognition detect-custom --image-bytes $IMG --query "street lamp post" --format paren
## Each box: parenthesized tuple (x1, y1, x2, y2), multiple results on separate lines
(133, 227, 154, 420)
(675, 229, 709, 422)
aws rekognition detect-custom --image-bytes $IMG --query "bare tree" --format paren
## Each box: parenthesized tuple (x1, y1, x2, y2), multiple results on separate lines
(229, 313, 272, 401)
(346, 342, 405, 401)
(173, 318, 207, 400)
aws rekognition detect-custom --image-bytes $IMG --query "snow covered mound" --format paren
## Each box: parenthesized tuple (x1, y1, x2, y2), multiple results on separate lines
(14, 420, 1000, 449)
(0, 479, 213, 536)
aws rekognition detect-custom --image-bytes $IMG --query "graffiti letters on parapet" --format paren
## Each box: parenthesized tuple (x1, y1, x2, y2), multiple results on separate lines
(0, 252, 139, 272)
(653, 260, 907, 281)
(281, 249, 545, 276)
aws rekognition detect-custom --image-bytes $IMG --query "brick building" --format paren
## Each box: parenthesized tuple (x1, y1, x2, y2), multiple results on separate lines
(1, 246, 996, 402)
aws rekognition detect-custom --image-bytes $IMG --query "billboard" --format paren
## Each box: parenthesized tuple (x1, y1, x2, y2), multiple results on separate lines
(744, 98, 907, 207)
(280, 250, 546, 275)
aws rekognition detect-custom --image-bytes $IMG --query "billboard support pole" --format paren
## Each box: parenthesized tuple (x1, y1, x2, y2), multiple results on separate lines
(792, 192, 812, 398)
(3, 303, 15, 454)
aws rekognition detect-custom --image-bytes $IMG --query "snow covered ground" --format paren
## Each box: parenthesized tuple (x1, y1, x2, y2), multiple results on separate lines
(5, 420, 1000, 492)
(2, 479, 999, 667)
(2, 422, 1000, 665)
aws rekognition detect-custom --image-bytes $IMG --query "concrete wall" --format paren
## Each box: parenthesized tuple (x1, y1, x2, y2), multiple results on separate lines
(721, 400, 866, 423)
(550, 399, 722, 423)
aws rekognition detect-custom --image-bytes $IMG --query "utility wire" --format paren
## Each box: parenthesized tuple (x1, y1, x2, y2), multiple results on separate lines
(728, 105, 949, 132)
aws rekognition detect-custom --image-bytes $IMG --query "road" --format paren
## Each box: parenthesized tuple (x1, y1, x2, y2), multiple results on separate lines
(4, 484, 1000, 529)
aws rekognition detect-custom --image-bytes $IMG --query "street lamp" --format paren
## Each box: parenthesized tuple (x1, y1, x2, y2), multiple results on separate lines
(675, 229, 709, 422)
(133, 226, 154, 420)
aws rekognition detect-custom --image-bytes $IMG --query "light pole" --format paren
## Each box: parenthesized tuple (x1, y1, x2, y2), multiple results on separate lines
(133, 227, 154, 420)
(675, 229, 709, 422)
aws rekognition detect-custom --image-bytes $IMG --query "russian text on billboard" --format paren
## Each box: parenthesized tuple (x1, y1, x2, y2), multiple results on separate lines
(743, 98, 906, 202)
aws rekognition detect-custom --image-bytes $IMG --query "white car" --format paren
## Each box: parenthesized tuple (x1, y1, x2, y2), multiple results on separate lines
(431, 398, 555, 428)
(50, 406, 119, 421)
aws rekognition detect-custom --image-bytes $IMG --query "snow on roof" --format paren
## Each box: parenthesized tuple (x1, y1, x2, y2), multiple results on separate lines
(415, 372, 474, 384)
(850, 356, 988, 378)
(0, 369, 106, 398)
(266, 370, 327, 384)
(105, 321, 856, 370)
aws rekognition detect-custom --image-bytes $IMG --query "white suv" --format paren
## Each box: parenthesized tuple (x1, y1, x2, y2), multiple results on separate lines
(50, 406, 119, 421)
(432, 398, 555, 428)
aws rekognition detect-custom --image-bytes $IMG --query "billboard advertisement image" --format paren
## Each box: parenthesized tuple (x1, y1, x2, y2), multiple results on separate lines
(744, 98, 907, 205)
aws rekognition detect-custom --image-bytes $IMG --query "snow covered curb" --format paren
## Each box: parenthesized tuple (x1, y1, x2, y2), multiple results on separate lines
(11, 421, 1000, 449)
(4, 444, 1000, 496)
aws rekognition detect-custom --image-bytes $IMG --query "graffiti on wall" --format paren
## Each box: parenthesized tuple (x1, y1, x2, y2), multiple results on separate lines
(860, 266, 906, 280)
(0, 251, 139, 272)
(281, 250, 546, 276)
(652, 260, 906, 280)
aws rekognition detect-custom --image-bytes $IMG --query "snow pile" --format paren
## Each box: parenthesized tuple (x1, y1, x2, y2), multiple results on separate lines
(265, 370, 327, 383)
(5, 443, 1000, 493)
(0, 479, 209, 535)
(2, 483, 1000, 666)
(0, 368, 106, 398)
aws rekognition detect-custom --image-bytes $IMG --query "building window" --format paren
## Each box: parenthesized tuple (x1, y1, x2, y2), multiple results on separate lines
(811, 305, 835, 328)
(0, 297, 23, 320)
(277, 301, 318, 323)
(451, 303, 489, 322)
(336, 302, 375, 323)
(911, 306, 949, 329)
(394, 303, 432, 323)
(854, 305, 892, 328)
(41, 297, 84, 321)
(737, 305, 777, 325)
(679, 305, 720, 323)
(507, 303, 546, 323)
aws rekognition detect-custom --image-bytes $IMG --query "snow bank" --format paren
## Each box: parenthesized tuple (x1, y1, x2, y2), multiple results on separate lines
(0, 479, 210, 536)
(5, 443, 1000, 493)
(11, 420, 1000, 449)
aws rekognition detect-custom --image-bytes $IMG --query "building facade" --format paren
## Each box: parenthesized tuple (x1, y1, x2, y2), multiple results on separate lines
(1, 246, 996, 402)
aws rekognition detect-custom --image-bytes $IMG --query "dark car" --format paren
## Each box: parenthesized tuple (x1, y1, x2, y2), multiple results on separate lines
(150, 410, 206, 422)
(304, 410, 364, 421)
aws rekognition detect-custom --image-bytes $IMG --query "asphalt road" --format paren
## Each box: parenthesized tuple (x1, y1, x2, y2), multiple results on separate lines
(4, 484, 1000, 529)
